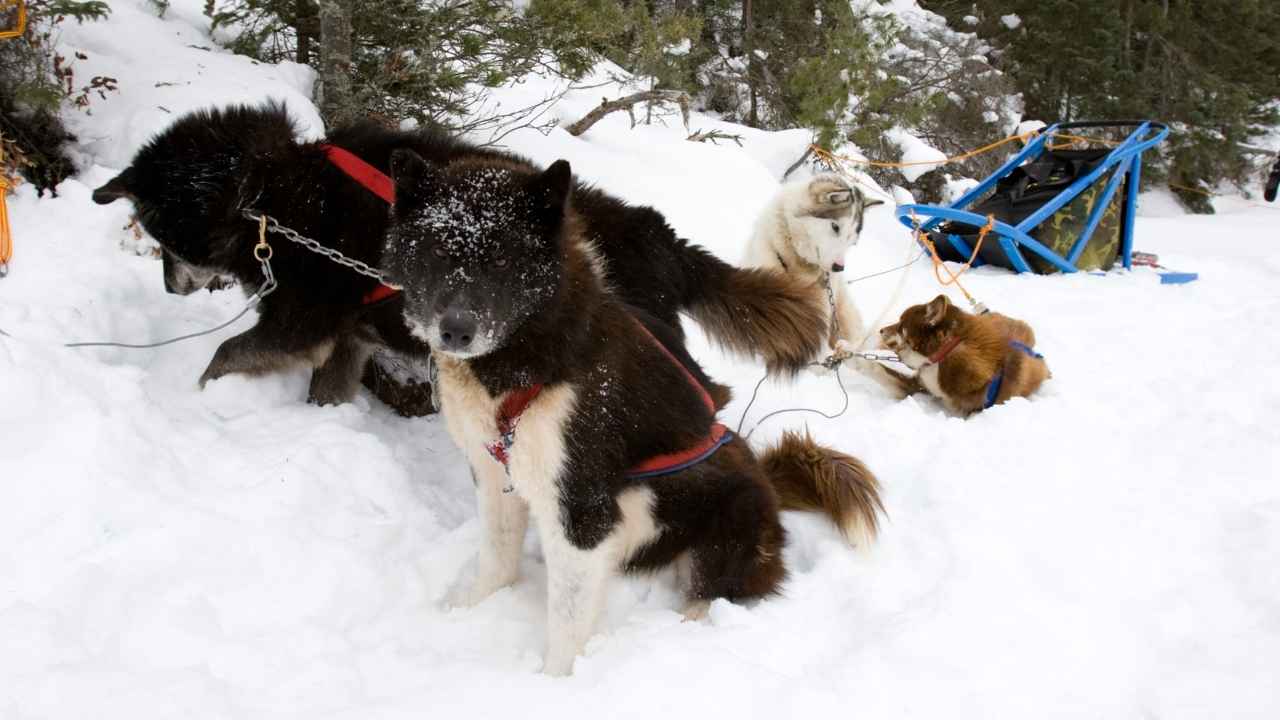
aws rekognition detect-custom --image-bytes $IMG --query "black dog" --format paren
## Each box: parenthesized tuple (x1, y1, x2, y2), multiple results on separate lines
(381, 151, 884, 675)
(92, 103, 826, 409)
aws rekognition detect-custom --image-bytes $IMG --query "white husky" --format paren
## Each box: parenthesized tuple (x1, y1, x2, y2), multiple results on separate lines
(745, 173, 884, 355)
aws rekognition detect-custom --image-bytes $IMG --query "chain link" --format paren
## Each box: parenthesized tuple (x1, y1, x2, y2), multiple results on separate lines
(242, 210, 401, 289)
(817, 270, 903, 369)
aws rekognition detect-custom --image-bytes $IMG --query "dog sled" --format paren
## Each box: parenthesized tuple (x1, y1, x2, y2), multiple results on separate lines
(894, 121, 1181, 280)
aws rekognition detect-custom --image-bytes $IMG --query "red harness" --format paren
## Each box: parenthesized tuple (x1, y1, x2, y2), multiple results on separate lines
(319, 143, 401, 305)
(484, 321, 732, 480)
(928, 335, 964, 364)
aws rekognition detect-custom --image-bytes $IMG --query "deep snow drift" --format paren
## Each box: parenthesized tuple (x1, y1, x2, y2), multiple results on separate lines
(2, 2, 1279, 718)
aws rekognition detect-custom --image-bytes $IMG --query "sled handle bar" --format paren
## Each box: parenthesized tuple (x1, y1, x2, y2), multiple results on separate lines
(1054, 119, 1168, 133)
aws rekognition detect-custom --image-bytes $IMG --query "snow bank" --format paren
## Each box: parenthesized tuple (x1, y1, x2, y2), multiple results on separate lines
(56, 0, 321, 171)
(884, 127, 948, 182)
(2, 2, 1279, 719)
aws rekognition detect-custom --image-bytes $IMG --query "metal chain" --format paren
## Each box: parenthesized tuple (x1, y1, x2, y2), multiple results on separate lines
(822, 271, 840, 337)
(242, 210, 401, 289)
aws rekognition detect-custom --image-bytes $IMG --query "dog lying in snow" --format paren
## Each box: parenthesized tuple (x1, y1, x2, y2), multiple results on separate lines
(91, 103, 827, 413)
(381, 151, 885, 676)
(745, 173, 884, 355)
(879, 295, 1050, 415)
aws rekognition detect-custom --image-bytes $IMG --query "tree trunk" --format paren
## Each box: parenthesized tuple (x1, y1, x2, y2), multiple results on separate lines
(295, 0, 319, 65)
(318, 0, 358, 127)
(744, 0, 758, 127)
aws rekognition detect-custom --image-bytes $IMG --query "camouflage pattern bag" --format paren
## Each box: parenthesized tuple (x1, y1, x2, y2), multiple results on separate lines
(930, 148, 1123, 274)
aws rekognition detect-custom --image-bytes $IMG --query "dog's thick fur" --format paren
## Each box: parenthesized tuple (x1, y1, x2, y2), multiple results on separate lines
(745, 173, 884, 352)
(92, 104, 825, 410)
(879, 295, 1050, 415)
(382, 152, 884, 675)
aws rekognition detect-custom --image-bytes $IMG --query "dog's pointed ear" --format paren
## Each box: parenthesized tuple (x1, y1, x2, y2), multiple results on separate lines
(863, 197, 886, 210)
(807, 175, 853, 210)
(923, 294, 951, 324)
(92, 168, 136, 205)
(530, 159, 572, 217)
(390, 149, 436, 204)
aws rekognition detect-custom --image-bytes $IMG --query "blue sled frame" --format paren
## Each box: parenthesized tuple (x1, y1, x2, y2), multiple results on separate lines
(894, 120, 1170, 274)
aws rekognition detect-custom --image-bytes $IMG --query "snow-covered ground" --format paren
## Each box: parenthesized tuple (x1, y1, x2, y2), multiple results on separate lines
(3, 2, 1279, 718)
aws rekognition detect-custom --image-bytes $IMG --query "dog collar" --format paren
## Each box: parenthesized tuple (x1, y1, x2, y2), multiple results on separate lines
(321, 143, 395, 203)
(927, 336, 964, 364)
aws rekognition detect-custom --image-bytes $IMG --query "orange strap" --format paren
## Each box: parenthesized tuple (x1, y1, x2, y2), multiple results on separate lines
(0, 158, 12, 273)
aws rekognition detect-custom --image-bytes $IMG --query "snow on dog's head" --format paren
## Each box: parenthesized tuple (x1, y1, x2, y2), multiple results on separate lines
(788, 173, 883, 273)
(383, 151, 571, 359)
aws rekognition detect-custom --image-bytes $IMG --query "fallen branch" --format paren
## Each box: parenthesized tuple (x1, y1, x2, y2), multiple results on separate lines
(567, 90, 690, 137)
(687, 129, 744, 146)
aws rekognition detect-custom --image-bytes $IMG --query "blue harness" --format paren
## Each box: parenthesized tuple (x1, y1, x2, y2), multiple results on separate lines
(984, 341, 1045, 409)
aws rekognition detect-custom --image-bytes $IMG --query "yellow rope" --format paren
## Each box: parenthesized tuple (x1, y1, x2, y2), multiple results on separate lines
(1, 0, 25, 271)
(811, 132, 1036, 170)
(911, 211, 992, 308)
(0, 0, 27, 39)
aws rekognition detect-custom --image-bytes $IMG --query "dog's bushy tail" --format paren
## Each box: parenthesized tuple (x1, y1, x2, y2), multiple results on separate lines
(759, 430, 884, 550)
(679, 246, 826, 377)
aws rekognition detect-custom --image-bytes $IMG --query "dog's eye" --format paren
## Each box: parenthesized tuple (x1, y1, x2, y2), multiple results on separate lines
(432, 246, 448, 259)
(494, 257, 508, 268)
(831, 222, 840, 234)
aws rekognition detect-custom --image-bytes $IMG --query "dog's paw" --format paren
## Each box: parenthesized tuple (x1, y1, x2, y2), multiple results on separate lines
(541, 651, 576, 677)
(681, 599, 711, 622)
(306, 386, 351, 408)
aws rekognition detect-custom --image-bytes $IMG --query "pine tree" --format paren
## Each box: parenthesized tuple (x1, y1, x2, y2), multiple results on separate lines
(1, 0, 112, 193)
(925, 0, 1280, 209)
(209, 0, 599, 131)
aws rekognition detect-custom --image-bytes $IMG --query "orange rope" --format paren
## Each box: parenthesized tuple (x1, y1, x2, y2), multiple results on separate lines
(813, 130, 1134, 173)
(912, 211, 992, 308)
(1167, 182, 1213, 197)
(1167, 181, 1280, 211)
(811, 132, 1036, 170)
(1, 0, 24, 272)
(0, 0, 26, 39)
(0, 142, 12, 273)
(0, 175, 12, 273)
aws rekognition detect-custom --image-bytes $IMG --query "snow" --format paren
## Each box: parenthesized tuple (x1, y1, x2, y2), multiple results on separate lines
(884, 127, 948, 182)
(1001, 13, 1023, 30)
(3, 1, 1280, 718)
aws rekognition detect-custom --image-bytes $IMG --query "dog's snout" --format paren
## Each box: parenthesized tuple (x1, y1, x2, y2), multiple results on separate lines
(439, 309, 477, 352)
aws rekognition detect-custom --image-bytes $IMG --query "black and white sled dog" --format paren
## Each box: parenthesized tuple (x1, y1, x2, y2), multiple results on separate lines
(91, 103, 826, 412)
(381, 151, 886, 676)
(745, 173, 885, 355)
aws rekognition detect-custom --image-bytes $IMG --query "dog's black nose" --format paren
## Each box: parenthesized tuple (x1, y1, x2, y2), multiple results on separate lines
(438, 309, 477, 352)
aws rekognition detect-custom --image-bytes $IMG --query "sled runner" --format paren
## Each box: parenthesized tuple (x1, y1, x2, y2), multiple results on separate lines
(896, 121, 1169, 275)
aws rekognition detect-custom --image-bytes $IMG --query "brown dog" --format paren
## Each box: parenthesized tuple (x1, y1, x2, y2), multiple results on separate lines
(879, 295, 1049, 415)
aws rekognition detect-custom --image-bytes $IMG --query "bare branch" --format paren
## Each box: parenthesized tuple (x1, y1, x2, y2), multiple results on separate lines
(687, 129, 744, 146)
(567, 90, 691, 137)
